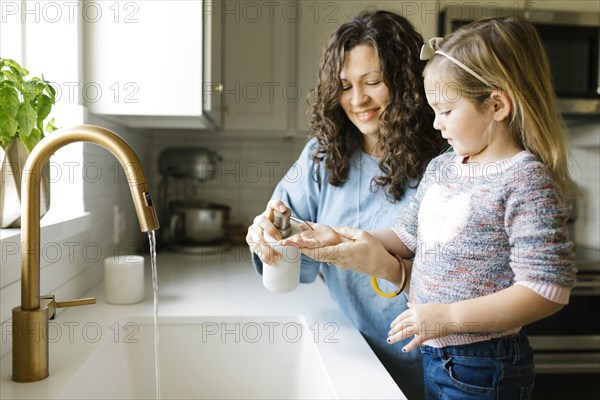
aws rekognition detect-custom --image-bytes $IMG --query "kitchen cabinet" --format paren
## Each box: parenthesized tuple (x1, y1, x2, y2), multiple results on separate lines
(221, 0, 297, 131)
(223, 0, 353, 133)
(83, 0, 221, 129)
(83, 0, 297, 133)
(295, 2, 347, 133)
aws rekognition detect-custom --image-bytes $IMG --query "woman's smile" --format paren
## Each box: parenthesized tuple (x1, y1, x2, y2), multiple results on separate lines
(354, 108, 381, 122)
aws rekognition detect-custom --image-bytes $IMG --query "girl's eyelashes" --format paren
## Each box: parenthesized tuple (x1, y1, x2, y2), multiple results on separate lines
(426, 103, 451, 116)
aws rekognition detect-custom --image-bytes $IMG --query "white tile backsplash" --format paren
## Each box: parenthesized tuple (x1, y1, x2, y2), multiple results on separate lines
(147, 130, 308, 229)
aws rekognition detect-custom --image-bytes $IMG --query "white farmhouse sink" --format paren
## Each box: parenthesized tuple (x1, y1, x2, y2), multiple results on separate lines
(59, 315, 337, 399)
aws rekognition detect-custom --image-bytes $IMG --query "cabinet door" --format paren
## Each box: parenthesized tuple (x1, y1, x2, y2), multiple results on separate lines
(203, 0, 224, 127)
(297, 2, 394, 132)
(295, 2, 345, 133)
(83, 0, 214, 128)
(222, 0, 296, 131)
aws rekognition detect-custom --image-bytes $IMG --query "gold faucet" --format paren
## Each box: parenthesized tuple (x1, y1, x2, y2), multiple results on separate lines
(12, 125, 160, 382)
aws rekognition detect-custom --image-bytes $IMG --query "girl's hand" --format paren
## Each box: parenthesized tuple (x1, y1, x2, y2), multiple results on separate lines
(279, 222, 344, 249)
(387, 302, 455, 352)
(290, 226, 399, 279)
(246, 200, 289, 264)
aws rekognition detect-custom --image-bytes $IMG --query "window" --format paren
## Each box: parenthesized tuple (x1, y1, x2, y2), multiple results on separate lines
(1, 0, 85, 225)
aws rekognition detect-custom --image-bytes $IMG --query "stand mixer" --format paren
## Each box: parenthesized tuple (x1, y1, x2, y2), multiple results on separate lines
(158, 147, 230, 253)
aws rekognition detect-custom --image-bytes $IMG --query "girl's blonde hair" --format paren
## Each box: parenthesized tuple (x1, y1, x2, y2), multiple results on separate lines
(425, 16, 578, 198)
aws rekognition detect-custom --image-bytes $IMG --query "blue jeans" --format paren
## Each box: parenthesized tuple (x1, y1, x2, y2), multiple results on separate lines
(421, 332, 535, 399)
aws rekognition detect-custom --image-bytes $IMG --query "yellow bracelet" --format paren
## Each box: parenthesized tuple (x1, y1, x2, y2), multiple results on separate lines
(370, 255, 406, 298)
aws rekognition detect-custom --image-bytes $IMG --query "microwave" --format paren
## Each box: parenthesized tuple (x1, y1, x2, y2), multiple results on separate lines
(439, 5, 600, 117)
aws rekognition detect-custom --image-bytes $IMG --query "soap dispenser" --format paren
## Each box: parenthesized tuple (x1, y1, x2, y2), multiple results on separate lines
(262, 208, 301, 293)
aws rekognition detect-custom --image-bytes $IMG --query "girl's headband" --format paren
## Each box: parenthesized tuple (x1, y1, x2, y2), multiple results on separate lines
(420, 37, 493, 88)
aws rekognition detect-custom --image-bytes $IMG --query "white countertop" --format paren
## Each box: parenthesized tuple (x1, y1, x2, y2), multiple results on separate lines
(1, 248, 405, 399)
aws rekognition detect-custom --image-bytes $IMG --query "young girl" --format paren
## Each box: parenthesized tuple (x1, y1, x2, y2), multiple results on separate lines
(282, 16, 577, 399)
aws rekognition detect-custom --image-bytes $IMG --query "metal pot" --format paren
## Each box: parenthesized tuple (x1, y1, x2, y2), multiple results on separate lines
(168, 201, 229, 244)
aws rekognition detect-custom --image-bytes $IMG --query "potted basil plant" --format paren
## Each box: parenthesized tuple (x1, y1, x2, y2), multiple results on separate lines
(0, 58, 57, 228)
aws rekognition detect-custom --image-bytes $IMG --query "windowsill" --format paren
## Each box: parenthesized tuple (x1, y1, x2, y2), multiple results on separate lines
(0, 212, 91, 241)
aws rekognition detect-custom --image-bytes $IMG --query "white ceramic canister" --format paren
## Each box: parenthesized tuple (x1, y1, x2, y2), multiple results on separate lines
(104, 255, 145, 304)
(262, 209, 301, 293)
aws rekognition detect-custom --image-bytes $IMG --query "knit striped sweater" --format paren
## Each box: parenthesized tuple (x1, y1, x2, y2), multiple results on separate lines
(393, 150, 576, 347)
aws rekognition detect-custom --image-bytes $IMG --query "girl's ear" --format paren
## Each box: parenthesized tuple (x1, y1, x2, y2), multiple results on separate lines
(490, 90, 512, 122)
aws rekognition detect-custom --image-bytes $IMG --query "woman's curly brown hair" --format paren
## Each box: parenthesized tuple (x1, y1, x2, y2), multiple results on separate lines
(308, 10, 444, 201)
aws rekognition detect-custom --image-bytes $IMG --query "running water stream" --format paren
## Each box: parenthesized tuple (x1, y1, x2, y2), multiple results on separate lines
(148, 230, 161, 400)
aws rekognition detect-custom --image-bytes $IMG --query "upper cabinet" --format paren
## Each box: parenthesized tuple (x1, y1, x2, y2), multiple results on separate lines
(222, 1, 351, 133)
(83, 0, 299, 132)
(83, 0, 221, 129)
(221, 0, 297, 131)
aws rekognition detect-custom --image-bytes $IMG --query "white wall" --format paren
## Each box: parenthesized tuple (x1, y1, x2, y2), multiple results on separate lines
(83, 114, 152, 253)
(146, 131, 307, 234)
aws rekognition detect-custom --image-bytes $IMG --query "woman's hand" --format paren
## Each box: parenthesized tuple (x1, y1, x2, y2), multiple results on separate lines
(246, 199, 289, 264)
(279, 222, 345, 249)
(387, 302, 454, 352)
(288, 226, 403, 282)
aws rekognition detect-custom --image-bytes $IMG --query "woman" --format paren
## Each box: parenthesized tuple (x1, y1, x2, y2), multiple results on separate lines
(246, 11, 443, 398)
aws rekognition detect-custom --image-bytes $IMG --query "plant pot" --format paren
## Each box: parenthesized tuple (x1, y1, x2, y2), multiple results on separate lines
(0, 140, 50, 228)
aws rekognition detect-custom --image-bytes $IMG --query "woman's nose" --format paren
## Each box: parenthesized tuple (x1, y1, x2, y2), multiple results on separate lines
(350, 87, 367, 106)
